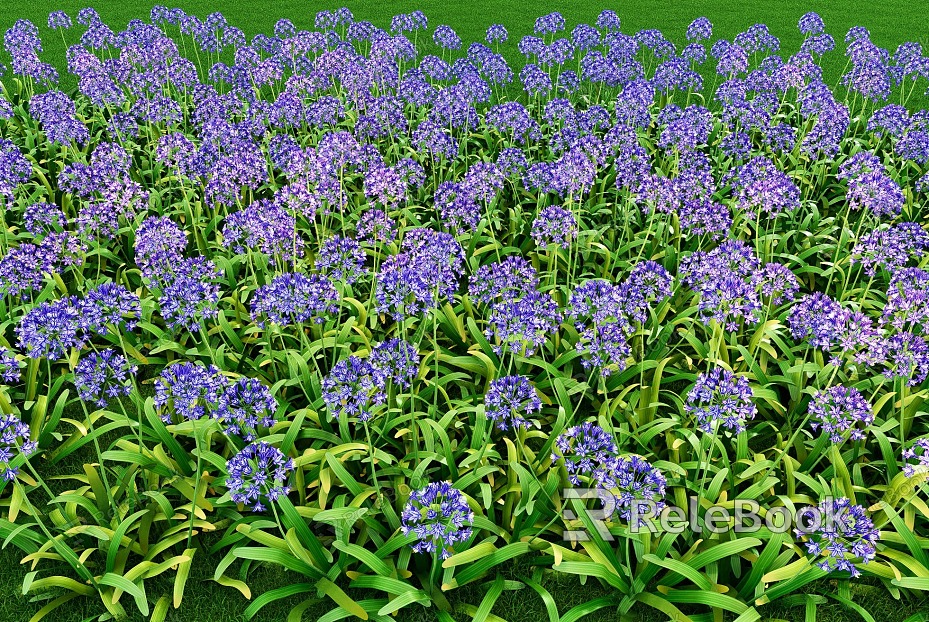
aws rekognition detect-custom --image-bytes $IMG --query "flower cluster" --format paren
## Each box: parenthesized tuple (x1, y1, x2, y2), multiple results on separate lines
(225, 441, 294, 512)
(401, 481, 474, 559)
(73, 349, 136, 408)
(808, 385, 874, 442)
(685, 368, 757, 434)
(484, 375, 541, 431)
(796, 498, 879, 577)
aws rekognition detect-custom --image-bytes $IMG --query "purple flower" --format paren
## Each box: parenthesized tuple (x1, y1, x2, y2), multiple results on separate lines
(486, 290, 563, 357)
(73, 349, 136, 408)
(903, 439, 929, 477)
(322, 356, 385, 423)
(532, 205, 577, 249)
(357, 209, 397, 245)
(799, 12, 825, 36)
(222, 199, 304, 262)
(788, 292, 880, 366)
(795, 498, 878, 577)
(370, 339, 420, 389)
(760, 263, 800, 305)
(315, 236, 367, 285)
(726, 156, 800, 217)
(484, 375, 541, 431)
(0, 415, 37, 480)
(433, 25, 460, 50)
(47, 11, 72, 29)
(600, 455, 667, 526)
(0, 348, 23, 384)
(135, 216, 187, 275)
(468, 256, 539, 305)
(852, 223, 929, 276)
(251, 272, 339, 328)
(401, 481, 474, 560)
(79, 282, 141, 336)
(30, 91, 88, 144)
(16, 297, 83, 359)
(552, 422, 618, 486)
(150, 257, 222, 333)
(882, 268, 929, 333)
(878, 331, 929, 385)
(0, 139, 31, 202)
(687, 17, 713, 42)
(215, 378, 278, 442)
(154, 362, 226, 423)
(809, 386, 874, 443)
(486, 24, 507, 44)
(534, 12, 565, 35)
(225, 442, 293, 512)
(685, 367, 756, 434)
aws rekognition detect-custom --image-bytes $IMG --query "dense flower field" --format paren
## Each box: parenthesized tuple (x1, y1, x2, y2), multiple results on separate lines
(3, 5, 929, 621)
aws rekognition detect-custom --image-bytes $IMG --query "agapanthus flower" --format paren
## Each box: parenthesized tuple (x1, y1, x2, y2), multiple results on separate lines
(881, 268, 929, 334)
(369, 339, 420, 389)
(795, 498, 878, 577)
(468, 256, 539, 305)
(685, 367, 756, 434)
(401, 481, 474, 560)
(877, 331, 929, 386)
(134, 216, 187, 275)
(357, 209, 397, 245)
(687, 17, 713, 42)
(225, 442, 293, 512)
(315, 236, 367, 285)
(532, 205, 577, 249)
(809, 386, 874, 442)
(851, 223, 929, 276)
(726, 156, 800, 218)
(760, 262, 800, 305)
(0, 348, 23, 384)
(322, 356, 385, 423)
(679, 241, 763, 330)
(788, 292, 881, 366)
(154, 362, 226, 423)
(23, 202, 64, 237)
(628, 261, 674, 305)
(374, 231, 464, 322)
(0, 415, 37, 480)
(552, 422, 618, 486)
(486, 290, 562, 357)
(251, 272, 339, 328)
(0, 138, 31, 201)
(903, 439, 929, 477)
(484, 375, 541, 431)
(215, 378, 278, 442)
(599, 455, 667, 526)
(16, 296, 83, 359)
(149, 257, 221, 333)
(79, 282, 141, 336)
(73, 349, 136, 408)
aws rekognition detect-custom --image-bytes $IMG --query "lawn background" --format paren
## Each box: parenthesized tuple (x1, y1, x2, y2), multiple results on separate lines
(2, 1, 929, 621)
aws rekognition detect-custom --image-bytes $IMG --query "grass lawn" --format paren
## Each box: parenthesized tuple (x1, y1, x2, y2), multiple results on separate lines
(2, 2, 929, 621)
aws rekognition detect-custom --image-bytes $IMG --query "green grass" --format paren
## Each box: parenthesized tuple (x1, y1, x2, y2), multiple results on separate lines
(3, 2, 929, 621)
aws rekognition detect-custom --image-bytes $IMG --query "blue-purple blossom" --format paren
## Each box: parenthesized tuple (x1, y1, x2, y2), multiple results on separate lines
(154, 362, 226, 423)
(215, 378, 278, 442)
(401, 481, 474, 560)
(369, 339, 420, 389)
(73, 349, 136, 408)
(0, 348, 23, 385)
(0, 415, 37, 481)
(251, 272, 339, 328)
(484, 375, 541, 431)
(552, 422, 618, 486)
(795, 498, 878, 577)
(322, 356, 385, 422)
(808, 385, 874, 443)
(225, 442, 293, 512)
(685, 367, 757, 434)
